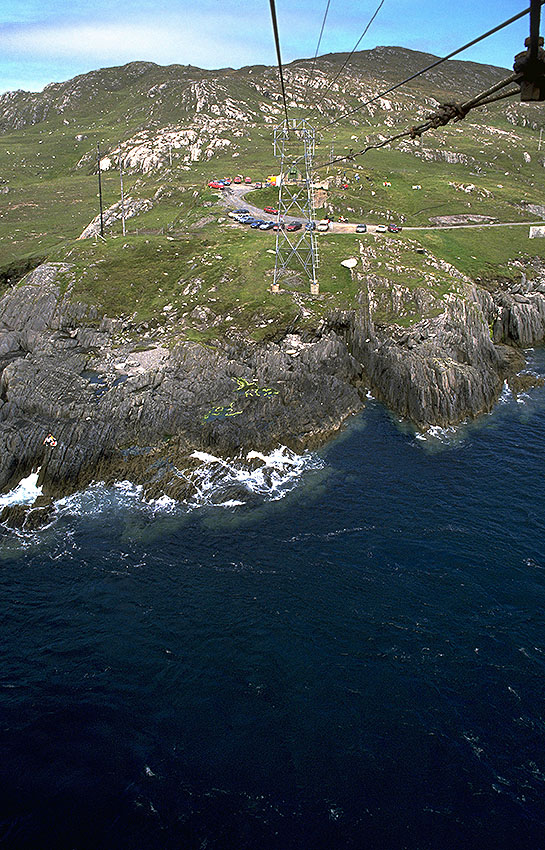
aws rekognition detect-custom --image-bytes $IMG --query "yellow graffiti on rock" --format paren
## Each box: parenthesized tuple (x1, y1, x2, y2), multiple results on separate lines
(202, 378, 280, 422)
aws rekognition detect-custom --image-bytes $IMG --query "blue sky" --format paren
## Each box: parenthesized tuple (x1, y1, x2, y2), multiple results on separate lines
(0, 1, 536, 93)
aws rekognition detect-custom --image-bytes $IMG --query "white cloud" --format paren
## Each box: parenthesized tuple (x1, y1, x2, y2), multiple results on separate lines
(2, 15, 275, 69)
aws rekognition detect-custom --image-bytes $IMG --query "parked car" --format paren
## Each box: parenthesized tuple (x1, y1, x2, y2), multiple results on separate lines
(375, 224, 387, 232)
(305, 221, 316, 230)
(222, 178, 232, 186)
(355, 223, 367, 233)
(208, 181, 223, 189)
(286, 222, 302, 231)
(387, 223, 401, 233)
(272, 221, 285, 230)
(251, 220, 266, 228)
(238, 215, 254, 223)
(259, 222, 275, 230)
(234, 208, 249, 214)
(233, 176, 242, 184)
(316, 220, 330, 232)
(264, 206, 278, 214)
(244, 177, 252, 184)
(254, 182, 262, 189)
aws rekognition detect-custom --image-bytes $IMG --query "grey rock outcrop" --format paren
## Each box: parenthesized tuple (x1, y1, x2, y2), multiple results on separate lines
(78, 197, 153, 239)
(327, 263, 545, 429)
(328, 280, 505, 428)
(477, 266, 545, 347)
(1, 260, 544, 505)
(0, 264, 362, 500)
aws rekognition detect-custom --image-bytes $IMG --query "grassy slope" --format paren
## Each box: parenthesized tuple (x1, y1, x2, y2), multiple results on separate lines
(1, 52, 545, 336)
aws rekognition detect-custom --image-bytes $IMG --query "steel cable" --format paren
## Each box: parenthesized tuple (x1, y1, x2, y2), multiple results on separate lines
(316, 1, 544, 132)
(314, 74, 522, 170)
(269, 0, 290, 126)
(314, 0, 386, 110)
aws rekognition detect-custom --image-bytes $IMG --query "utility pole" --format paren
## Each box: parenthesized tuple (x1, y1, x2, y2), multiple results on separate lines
(272, 119, 319, 294)
(96, 143, 104, 238)
(539, 128, 543, 151)
(119, 155, 126, 236)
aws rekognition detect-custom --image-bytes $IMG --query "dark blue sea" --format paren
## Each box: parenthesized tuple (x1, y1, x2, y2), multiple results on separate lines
(1, 350, 545, 850)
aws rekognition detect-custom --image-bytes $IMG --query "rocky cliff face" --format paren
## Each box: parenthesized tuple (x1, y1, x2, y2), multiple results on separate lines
(0, 263, 361, 502)
(478, 266, 545, 348)
(327, 262, 545, 429)
(1, 260, 543, 512)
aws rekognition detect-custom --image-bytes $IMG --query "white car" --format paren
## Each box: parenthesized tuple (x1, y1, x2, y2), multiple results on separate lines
(375, 224, 387, 232)
(316, 220, 330, 232)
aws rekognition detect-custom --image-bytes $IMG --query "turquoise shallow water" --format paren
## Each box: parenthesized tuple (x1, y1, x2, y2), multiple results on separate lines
(1, 350, 545, 849)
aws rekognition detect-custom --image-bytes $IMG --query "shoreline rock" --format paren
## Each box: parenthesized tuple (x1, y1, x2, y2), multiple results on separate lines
(1, 261, 544, 505)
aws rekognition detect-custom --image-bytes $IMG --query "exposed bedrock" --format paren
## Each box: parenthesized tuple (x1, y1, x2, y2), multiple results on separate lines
(0, 261, 544, 503)
(476, 270, 545, 348)
(329, 290, 503, 428)
(328, 263, 545, 429)
(0, 264, 362, 499)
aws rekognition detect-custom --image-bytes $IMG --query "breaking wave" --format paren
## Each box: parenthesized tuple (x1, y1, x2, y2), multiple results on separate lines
(414, 424, 461, 446)
(0, 469, 43, 508)
(186, 446, 324, 508)
(52, 447, 323, 519)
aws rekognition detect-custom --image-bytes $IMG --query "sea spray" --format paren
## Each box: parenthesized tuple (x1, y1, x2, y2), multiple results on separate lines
(0, 469, 43, 508)
(52, 447, 323, 519)
(187, 446, 323, 507)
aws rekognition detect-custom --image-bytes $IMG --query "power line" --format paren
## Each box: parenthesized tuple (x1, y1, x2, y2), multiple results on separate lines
(314, 0, 386, 110)
(269, 0, 290, 126)
(308, 0, 332, 86)
(317, 1, 544, 132)
(314, 73, 522, 171)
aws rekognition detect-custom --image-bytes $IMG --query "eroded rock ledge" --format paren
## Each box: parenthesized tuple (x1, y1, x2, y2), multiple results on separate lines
(0, 260, 544, 508)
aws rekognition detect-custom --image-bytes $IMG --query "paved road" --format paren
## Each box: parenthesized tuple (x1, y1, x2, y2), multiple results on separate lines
(219, 183, 545, 234)
(220, 183, 300, 225)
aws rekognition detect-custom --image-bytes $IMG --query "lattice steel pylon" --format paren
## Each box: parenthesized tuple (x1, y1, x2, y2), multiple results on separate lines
(272, 119, 319, 295)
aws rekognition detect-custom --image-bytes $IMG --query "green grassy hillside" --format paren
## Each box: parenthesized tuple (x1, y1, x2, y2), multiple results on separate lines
(1, 47, 544, 339)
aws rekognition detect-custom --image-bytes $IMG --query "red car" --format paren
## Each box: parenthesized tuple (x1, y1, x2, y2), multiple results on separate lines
(387, 223, 401, 233)
(233, 176, 242, 184)
(208, 181, 223, 189)
(264, 206, 278, 214)
(244, 176, 252, 184)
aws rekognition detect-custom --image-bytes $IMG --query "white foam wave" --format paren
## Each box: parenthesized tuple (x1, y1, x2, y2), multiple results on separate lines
(56, 480, 144, 516)
(0, 469, 43, 508)
(187, 445, 323, 507)
(498, 380, 512, 405)
(414, 424, 459, 445)
(53, 446, 322, 519)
